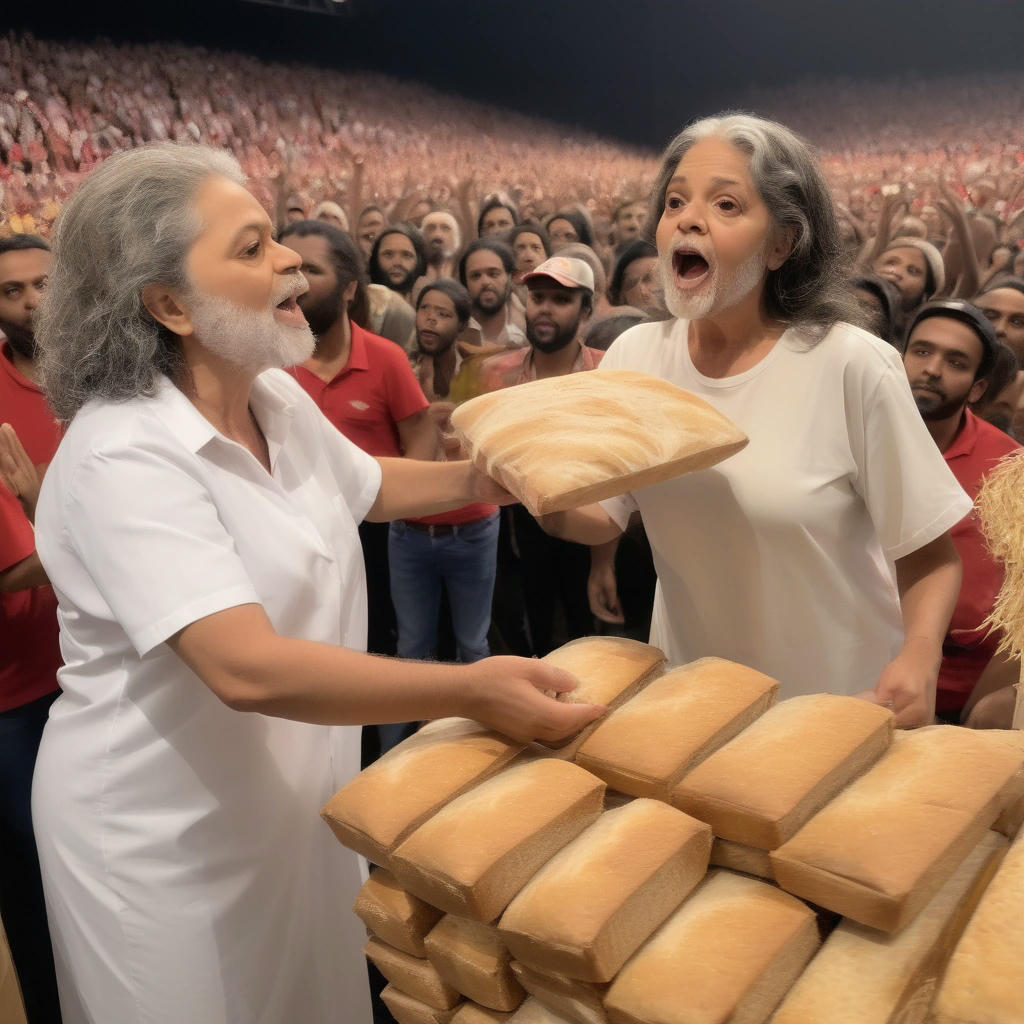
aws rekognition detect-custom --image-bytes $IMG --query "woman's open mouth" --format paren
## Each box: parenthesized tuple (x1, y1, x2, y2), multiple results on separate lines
(672, 250, 711, 288)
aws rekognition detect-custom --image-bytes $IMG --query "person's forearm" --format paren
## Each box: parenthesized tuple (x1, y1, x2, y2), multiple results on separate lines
(895, 532, 961, 666)
(167, 604, 606, 742)
(366, 457, 479, 521)
(539, 504, 623, 546)
(199, 621, 472, 725)
(0, 551, 49, 592)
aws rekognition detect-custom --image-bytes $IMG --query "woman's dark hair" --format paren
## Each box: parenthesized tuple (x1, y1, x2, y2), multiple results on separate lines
(609, 239, 658, 306)
(477, 196, 519, 237)
(367, 224, 427, 287)
(279, 219, 369, 326)
(508, 222, 551, 259)
(545, 209, 594, 249)
(416, 278, 472, 329)
(457, 238, 515, 285)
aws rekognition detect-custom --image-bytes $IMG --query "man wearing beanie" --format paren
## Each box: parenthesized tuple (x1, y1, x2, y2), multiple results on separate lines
(901, 300, 1019, 722)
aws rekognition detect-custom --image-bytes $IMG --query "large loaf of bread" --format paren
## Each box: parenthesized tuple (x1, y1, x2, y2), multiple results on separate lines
(770, 726, 1024, 933)
(354, 868, 444, 957)
(424, 914, 525, 1012)
(365, 936, 462, 1010)
(391, 758, 606, 922)
(930, 828, 1024, 1023)
(604, 870, 819, 1024)
(322, 718, 525, 866)
(575, 658, 778, 799)
(771, 830, 1008, 1024)
(671, 694, 893, 849)
(448, 369, 748, 516)
(499, 799, 711, 982)
(540, 637, 666, 754)
(381, 985, 462, 1024)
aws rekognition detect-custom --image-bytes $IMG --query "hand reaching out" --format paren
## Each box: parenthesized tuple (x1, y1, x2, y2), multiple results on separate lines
(0, 422, 44, 523)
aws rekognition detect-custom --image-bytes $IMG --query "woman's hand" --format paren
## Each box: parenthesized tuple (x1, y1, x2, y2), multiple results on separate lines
(460, 656, 607, 745)
(867, 638, 941, 728)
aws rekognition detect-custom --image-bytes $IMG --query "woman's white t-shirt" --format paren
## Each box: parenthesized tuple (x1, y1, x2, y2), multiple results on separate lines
(598, 319, 972, 699)
(33, 369, 381, 1024)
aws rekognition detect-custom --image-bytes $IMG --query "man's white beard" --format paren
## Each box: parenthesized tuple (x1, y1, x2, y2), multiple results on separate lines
(659, 242, 769, 322)
(188, 287, 315, 374)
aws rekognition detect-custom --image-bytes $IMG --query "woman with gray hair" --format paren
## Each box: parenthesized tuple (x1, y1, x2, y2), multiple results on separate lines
(29, 143, 602, 1024)
(546, 112, 970, 729)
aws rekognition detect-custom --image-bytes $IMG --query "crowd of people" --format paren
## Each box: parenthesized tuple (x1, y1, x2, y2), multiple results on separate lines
(2, 28, 1024, 1024)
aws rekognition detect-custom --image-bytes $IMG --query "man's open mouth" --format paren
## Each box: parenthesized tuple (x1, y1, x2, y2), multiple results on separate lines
(276, 295, 300, 312)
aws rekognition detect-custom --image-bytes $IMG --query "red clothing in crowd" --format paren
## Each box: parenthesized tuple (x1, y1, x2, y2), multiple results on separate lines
(287, 322, 428, 457)
(0, 341, 63, 711)
(936, 408, 1021, 713)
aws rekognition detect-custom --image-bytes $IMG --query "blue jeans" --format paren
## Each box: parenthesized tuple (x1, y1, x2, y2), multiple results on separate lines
(380, 512, 499, 753)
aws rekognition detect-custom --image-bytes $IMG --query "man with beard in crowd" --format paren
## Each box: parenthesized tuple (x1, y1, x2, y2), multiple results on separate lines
(901, 301, 1020, 723)
(0, 234, 64, 1024)
(457, 238, 525, 349)
(475, 255, 601, 390)
(418, 211, 461, 289)
(278, 221, 437, 701)
(475, 256, 602, 656)
(368, 226, 427, 306)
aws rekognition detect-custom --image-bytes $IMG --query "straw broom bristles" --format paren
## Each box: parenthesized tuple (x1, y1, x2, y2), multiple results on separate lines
(977, 450, 1024, 659)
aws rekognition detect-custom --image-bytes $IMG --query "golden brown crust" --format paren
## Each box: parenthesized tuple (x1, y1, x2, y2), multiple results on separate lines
(671, 694, 894, 849)
(498, 800, 711, 982)
(575, 658, 779, 799)
(449, 370, 748, 516)
(321, 718, 526, 867)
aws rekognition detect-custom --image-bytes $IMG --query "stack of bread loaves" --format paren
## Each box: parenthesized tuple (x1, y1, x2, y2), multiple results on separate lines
(321, 636, 1024, 1024)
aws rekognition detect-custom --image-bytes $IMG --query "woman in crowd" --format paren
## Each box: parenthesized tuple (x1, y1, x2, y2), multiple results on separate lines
(29, 143, 602, 1024)
(608, 238, 660, 312)
(545, 208, 595, 251)
(549, 113, 969, 729)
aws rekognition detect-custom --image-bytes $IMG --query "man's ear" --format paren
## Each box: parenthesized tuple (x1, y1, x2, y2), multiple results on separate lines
(969, 376, 989, 405)
(767, 224, 797, 271)
(142, 284, 193, 337)
(343, 279, 358, 307)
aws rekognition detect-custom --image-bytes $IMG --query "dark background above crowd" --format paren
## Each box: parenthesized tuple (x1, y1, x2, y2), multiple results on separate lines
(10, 0, 1024, 149)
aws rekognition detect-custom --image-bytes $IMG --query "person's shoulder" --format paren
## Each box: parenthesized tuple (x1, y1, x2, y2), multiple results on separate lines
(801, 321, 907, 389)
(970, 410, 1022, 458)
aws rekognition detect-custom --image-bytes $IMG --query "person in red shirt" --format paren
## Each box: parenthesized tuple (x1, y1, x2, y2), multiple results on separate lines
(0, 233, 63, 1024)
(901, 300, 1020, 721)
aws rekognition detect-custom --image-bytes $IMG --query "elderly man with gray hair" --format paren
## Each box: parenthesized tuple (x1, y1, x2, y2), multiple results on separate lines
(28, 143, 603, 1024)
